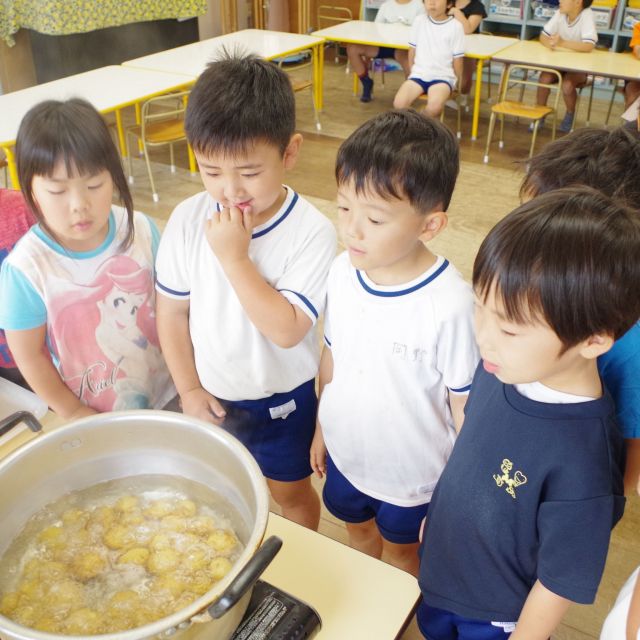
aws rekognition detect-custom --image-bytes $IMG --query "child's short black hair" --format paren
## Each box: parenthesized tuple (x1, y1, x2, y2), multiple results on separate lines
(473, 187, 640, 349)
(520, 126, 640, 205)
(582, 0, 593, 9)
(185, 52, 295, 157)
(335, 109, 459, 213)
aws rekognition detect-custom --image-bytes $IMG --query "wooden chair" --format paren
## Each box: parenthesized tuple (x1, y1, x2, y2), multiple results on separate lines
(417, 91, 463, 139)
(317, 5, 353, 63)
(278, 50, 322, 131)
(125, 90, 190, 203)
(483, 64, 562, 163)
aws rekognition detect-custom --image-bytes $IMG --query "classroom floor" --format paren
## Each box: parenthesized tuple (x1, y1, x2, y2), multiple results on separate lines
(15, 58, 636, 639)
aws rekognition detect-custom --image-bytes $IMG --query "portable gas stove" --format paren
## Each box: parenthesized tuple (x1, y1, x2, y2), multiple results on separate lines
(230, 580, 321, 640)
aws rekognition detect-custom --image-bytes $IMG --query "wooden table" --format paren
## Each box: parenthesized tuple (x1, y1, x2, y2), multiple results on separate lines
(0, 65, 193, 188)
(123, 29, 325, 112)
(0, 411, 420, 639)
(491, 39, 640, 80)
(311, 20, 516, 140)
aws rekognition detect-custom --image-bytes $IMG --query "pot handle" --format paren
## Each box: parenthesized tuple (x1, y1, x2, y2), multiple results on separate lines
(207, 535, 282, 619)
(0, 411, 43, 438)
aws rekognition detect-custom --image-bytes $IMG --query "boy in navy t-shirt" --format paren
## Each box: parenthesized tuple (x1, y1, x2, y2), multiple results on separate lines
(418, 187, 640, 639)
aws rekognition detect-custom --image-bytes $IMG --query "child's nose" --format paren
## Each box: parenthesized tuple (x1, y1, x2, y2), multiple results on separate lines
(223, 178, 244, 200)
(345, 213, 363, 239)
(70, 190, 89, 212)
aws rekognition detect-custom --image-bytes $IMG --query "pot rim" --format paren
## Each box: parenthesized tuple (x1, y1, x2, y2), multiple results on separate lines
(0, 410, 270, 640)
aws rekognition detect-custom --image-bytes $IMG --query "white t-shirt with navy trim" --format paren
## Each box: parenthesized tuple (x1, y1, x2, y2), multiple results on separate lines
(318, 252, 479, 506)
(542, 9, 598, 44)
(409, 14, 465, 87)
(0, 207, 175, 412)
(155, 186, 337, 401)
(375, 0, 425, 25)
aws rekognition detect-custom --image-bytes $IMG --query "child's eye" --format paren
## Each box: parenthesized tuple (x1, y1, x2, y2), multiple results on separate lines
(500, 329, 517, 337)
(205, 173, 220, 178)
(241, 173, 259, 178)
(47, 190, 65, 195)
(88, 183, 103, 190)
(368, 218, 382, 225)
(337, 206, 349, 213)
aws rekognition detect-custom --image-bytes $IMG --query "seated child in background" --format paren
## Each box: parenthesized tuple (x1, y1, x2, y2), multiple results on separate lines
(0, 100, 175, 418)
(311, 110, 479, 576)
(393, 0, 465, 118)
(520, 125, 640, 495)
(624, 21, 640, 111)
(0, 188, 35, 388)
(155, 54, 337, 531)
(418, 187, 638, 639)
(536, 0, 598, 132)
(448, 0, 487, 96)
(350, 0, 425, 102)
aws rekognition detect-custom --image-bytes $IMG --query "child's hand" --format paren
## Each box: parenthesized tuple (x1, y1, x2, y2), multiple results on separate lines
(206, 205, 254, 268)
(310, 424, 327, 478)
(180, 387, 226, 425)
(548, 34, 561, 49)
(448, 7, 464, 19)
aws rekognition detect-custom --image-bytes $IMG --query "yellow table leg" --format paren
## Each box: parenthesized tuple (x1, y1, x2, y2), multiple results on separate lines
(472, 58, 484, 141)
(135, 103, 143, 154)
(115, 109, 127, 157)
(3, 146, 19, 189)
(317, 43, 324, 112)
(188, 144, 197, 175)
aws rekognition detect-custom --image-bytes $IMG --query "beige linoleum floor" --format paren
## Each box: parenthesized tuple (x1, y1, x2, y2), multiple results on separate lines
(6, 58, 635, 640)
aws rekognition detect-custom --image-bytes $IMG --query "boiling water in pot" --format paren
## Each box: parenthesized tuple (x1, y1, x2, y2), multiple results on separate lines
(0, 474, 246, 635)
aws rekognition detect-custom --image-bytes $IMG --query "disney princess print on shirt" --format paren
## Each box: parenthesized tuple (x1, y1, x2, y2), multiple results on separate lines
(48, 255, 165, 411)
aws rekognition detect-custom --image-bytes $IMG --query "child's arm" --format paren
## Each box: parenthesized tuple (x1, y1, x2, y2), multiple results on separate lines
(155, 293, 227, 424)
(310, 346, 334, 478)
(408, 46, 416, 69)
(449, 7, 483, 34)
(453, 56, 464, 91)
(6, 326, 96, 420)
(207, 206, 313, 348)
(510, 580, 572, 639)
(449, 392, 468, 433)
(553, 38, 595, 52)
(628, 568, 640, 640)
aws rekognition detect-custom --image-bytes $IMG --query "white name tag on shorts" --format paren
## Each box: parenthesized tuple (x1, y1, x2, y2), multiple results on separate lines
(269, 399, 296, 420)
(491, 621, 516, 632)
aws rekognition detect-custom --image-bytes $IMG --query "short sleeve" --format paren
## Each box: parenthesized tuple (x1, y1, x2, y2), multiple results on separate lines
(436, 287, 479, 394)
(537, 495, 622, 604)
(543, 11, 560, 36)
(464, 0, 487, 18)
(0, 261, 47, 330)
(580, 10, 598, 44)
(631, 22, 640, 48)
(452, 21, 466, 58)
(375, 3, 388, 22)
(276, 220, 336, 325)
(409, 16, 420, 46)
(155, 204, 193, 300)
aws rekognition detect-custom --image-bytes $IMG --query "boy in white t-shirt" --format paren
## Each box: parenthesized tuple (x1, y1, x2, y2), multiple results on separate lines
(349, 0, 425, 102)
(393, 0, 465, 117)
(155, 54, 337, 530)
(310, 110, 479, 576)
(536, 0, 598, 132)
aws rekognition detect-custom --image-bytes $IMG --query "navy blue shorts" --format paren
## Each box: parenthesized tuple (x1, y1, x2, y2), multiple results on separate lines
(409, 77, 453, 95)
(417, 600, 513, 640)
(322, 455, 429, 544)
(377, 46, 397, 59)
(218, 379, 316, 482)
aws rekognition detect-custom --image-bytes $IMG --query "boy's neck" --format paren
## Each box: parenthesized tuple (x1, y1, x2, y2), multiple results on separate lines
(565, 6, 582, 21)
(538, 357, 602, 399)
(252, 186, 288, 227)
(364, 243, 437, 286)
(395, 0, 412, 5)
(429, 9, 449, 19)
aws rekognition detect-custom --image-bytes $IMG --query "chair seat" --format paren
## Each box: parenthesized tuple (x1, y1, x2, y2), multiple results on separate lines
(491, 101, 553, 120)
(127, 119, 185, 144)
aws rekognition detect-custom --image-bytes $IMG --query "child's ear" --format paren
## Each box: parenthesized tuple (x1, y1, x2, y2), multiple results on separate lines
(579, 333, 614, 360)
(283, 134, 303, 170)
(420, 210, 448, 241)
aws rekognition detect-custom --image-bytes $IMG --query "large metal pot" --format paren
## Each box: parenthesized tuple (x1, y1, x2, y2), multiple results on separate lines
(0, 410, 281, 640)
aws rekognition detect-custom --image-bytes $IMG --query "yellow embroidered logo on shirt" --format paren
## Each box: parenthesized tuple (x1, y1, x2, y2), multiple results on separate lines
(493, 459, 527, 499)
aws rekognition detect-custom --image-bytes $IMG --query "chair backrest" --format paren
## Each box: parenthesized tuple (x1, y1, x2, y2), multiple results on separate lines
(499, 64, 563, 112)
(317, 4, 353, 28)
(140, 89, 191, 138)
